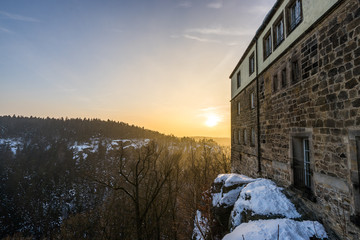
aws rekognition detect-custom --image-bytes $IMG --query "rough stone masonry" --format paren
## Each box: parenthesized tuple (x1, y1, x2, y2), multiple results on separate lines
(231, 0, 360, 239)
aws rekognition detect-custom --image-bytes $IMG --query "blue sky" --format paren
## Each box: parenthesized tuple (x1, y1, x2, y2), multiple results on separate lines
(0, 0, 276, 137)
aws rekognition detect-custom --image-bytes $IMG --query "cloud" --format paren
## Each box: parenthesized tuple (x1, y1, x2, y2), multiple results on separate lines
(177, 1, 192, 8)
(207, 1, 223, 9)
(227, 42, 240, 46)
(0, 11, 39, 22)
(185, 27, 253, 36)
(183, 34, 219, 43)
(56, 85, 77, 93)
(0, 26, 11, 33)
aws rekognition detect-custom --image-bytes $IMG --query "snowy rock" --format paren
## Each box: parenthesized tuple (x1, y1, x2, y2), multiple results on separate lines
(212, 174, 255, 207)
(223, 219, 328, 240)
(204, 174, 328, 240)
(229, 179, 301, 230)
(214, 174, 255, 188)
(211, 174, 255, 238)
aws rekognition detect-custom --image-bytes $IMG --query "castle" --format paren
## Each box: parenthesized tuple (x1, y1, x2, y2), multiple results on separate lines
(230, 0, 360, 238)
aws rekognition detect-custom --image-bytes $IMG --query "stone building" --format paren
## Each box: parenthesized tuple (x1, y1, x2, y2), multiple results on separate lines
(230, 0, 360, 238)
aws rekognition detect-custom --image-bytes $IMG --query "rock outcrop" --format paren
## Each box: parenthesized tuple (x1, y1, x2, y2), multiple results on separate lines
(207, 174, 328, 240)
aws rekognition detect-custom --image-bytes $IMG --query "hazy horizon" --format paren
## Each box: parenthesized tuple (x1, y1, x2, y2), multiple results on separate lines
(0, 0, 276, 138)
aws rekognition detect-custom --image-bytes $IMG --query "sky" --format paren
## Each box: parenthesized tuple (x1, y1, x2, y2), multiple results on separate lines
(0, 0, 276, 138)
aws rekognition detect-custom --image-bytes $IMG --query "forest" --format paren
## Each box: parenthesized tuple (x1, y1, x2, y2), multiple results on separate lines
(0, 116, 230, 239)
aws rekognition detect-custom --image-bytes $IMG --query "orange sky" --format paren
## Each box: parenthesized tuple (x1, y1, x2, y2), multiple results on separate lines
(0, 0, 276, 138)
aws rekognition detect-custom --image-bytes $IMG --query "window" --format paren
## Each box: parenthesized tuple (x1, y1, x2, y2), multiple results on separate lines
(263, 30, 272, 60)
(250, 92, 255, 109)
(287, 0, 302, 34)
(273, 13, 284, 48)
(293, 137, 311, 190)
(251, 128, 255, 146)
(233, 130, 236, 143)
(243, 129, 247, 145)
(237, 71, 241, 88)
(237, 102, 241, 115)
(249, 52, 255, 75)
(273, 74, 278, 92)
(238, 130, 241, 144)
(291, 60, 300, 84)
(281, 68, 287, 88)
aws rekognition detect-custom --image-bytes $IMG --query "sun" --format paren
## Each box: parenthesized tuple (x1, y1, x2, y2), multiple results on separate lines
(205, 114, 221, 127)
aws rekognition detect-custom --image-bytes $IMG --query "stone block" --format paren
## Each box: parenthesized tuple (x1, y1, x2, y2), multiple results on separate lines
(345, 78, 358, 89)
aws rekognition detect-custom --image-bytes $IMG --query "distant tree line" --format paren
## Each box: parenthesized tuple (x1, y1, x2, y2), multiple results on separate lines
(0, 115, 171, 141)
(0, 116, 230, 239)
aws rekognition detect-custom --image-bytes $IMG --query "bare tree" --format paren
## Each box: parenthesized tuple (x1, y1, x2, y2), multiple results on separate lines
(93, 141, 182, 240)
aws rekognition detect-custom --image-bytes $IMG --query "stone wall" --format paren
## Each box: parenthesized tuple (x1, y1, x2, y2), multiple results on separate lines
(231, 0, 360, 238)
(231, 80, 258, 178)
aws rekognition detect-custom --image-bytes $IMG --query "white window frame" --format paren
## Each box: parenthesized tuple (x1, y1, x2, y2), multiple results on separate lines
(249, 52, 255, 75)
(263, 30, 272, 60)
(273, 14, 284, 48)
(287, 0, 302, 34)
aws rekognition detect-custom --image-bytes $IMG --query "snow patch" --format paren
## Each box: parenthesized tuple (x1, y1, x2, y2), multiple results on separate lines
(192, 210, 209, 240)
(0, 138, 22, 154)
(213, 187, 243, 208)
(213, 174, 255, 207)
(123, 139, 150, 149)
(214, 173, 255, 187)
(223, 219, 328, 240)
(230, 179, 301, 229)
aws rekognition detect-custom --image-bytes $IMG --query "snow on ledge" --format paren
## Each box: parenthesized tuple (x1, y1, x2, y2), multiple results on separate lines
(213, 187, 243, 208)
(214, 174, 255, 187)
(213, 174, 256, 208)
(223, 219, 328, 240)
(230, 179, 301, 229)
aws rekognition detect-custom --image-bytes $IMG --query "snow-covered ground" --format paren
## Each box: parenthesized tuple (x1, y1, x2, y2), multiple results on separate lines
(110, 139, 150, 149)
(0, 138, 22, 154)
(223, 218, 328, 240)
(71, 138, 150, 160)
(0, 137, 150, 158)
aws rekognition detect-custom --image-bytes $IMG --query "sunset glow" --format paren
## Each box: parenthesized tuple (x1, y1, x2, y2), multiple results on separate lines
(205, 114, 221, 127)
(0, 0, 276, 138)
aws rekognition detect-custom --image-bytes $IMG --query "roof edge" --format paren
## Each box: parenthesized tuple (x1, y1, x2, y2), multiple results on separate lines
(229, 0, 284, 79)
